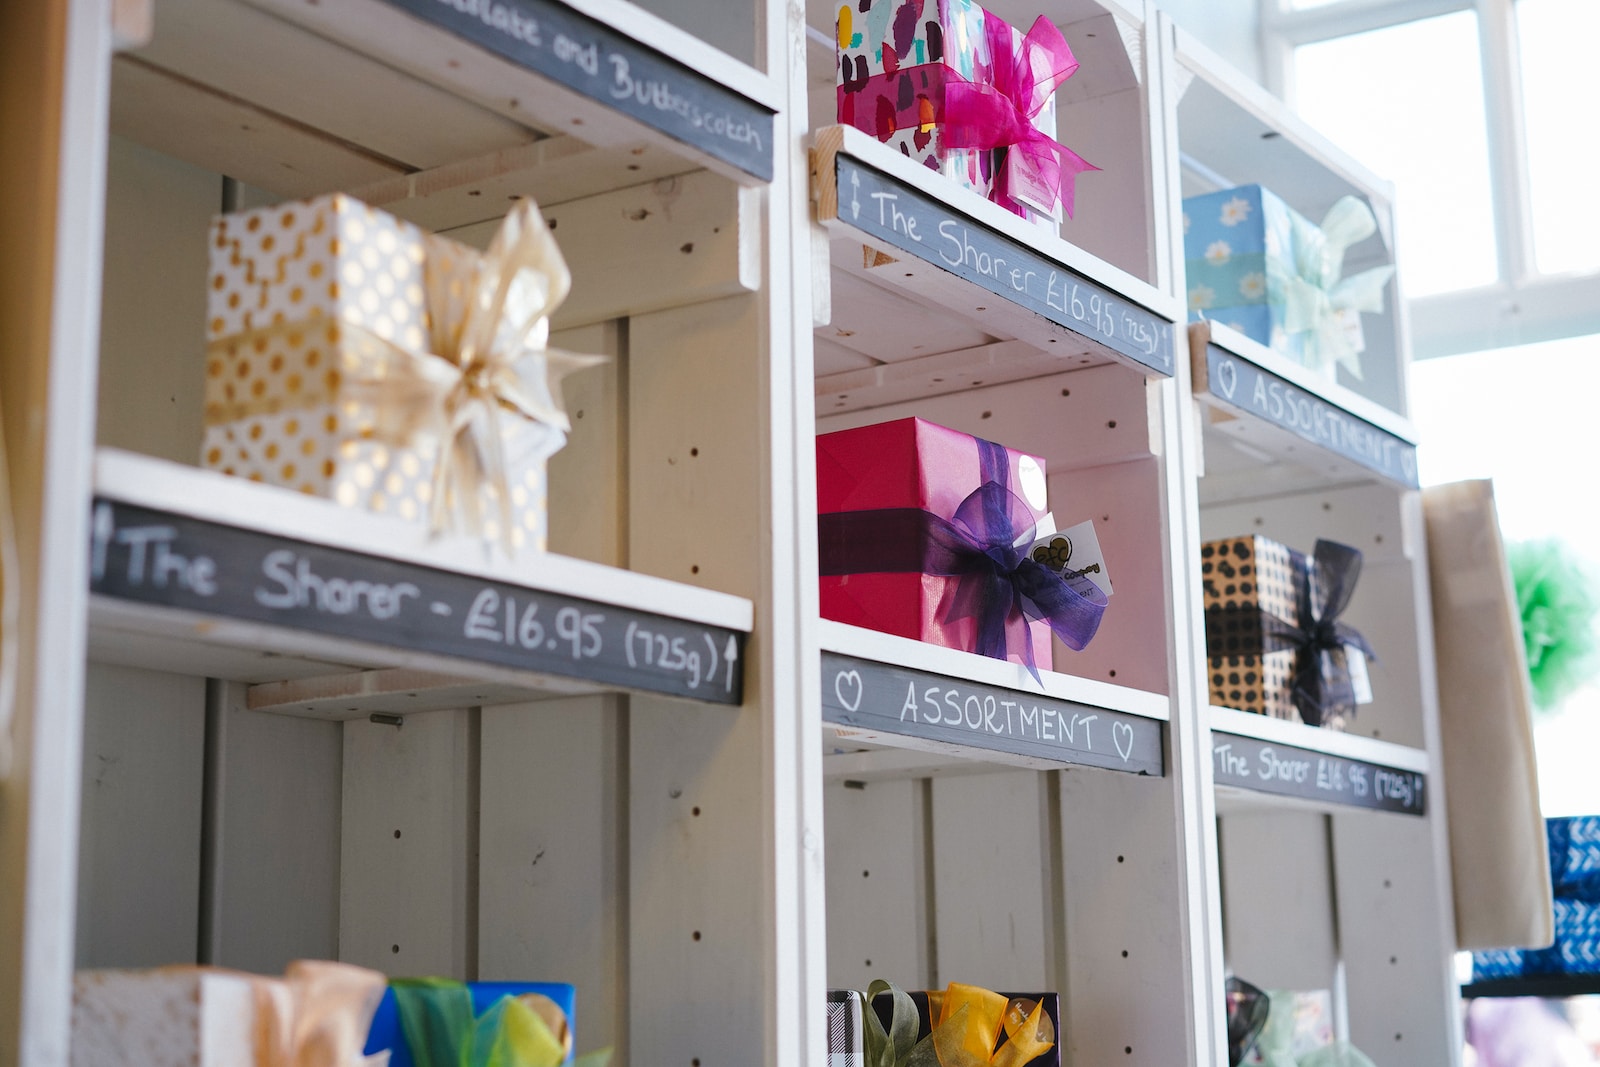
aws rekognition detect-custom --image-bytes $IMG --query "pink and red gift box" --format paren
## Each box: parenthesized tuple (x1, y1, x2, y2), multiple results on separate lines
(817, 417, 1055, 667)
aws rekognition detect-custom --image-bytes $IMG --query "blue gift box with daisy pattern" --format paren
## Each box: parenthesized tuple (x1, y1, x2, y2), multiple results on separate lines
(1182, 184, 1304, 359)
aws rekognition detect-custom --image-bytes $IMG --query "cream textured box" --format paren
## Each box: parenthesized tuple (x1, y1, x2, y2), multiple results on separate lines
(202, 193, 559, 553)
(73, 961, 387, 1067)
(73, 968, 258, 1067)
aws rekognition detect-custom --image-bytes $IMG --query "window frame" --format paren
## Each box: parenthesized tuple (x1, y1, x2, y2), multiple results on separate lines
(1259, 0, 1600, 358)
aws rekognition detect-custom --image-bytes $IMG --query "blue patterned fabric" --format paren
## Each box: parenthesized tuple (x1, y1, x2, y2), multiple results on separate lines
(1471, 817, 1600, 982)
(1182, 184, 1304, 362)
(1548, 816, 1600, 901)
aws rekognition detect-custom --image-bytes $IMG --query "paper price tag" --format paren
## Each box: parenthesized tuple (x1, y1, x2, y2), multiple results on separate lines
(1004, 154, 1065, 223)
(1334, 307, 1367, 355)
(1345, 643, 1374, 705)
(1027, 519, 1112, 597)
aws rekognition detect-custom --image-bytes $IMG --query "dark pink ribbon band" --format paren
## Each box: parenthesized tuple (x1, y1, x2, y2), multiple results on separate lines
(940, 15, 1098, 220)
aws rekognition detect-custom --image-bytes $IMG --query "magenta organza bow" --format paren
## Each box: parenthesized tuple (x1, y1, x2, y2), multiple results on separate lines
(941, 16, 1098, 220)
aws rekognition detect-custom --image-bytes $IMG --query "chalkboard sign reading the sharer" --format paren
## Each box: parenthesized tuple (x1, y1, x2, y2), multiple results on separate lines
(832, 156, 1174, 376)
(822, 651, 1163, 775)
(379, 0, 774, 181)
(1202, 343, 1419, 487)
(1212, 730, 1425, 815)
(89, 499, 744, 704)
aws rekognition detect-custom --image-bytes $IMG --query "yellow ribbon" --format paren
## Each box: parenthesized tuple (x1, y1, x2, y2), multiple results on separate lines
(505, 992, 574, 1063)
(866, 981, 1056, 1067)
(207, 199, 600, 554)
(928, 983, 1055, 1067)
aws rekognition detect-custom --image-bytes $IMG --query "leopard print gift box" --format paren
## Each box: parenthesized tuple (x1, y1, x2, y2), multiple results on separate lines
(1201, 534, 1317, 724)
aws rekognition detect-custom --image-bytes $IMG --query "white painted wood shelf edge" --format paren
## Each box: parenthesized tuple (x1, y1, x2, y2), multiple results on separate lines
(93, 447, 755, 632)
(88, 597, 608, 714)
(812, 124, 1185, 325)
(819, 618, 1170, 721)
(1210, 705, 1430, 774)
(1198, 321, 1418, 443)
(238, 0, 780, 186)
(251, 0, 783, 112)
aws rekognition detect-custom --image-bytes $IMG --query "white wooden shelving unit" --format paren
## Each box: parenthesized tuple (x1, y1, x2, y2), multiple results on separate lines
(0, 0, 1470, 1064)
(1164, 15, 1462, 1067)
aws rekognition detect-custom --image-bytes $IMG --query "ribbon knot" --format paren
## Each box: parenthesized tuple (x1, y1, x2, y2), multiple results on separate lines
(819, 439, 1106, 682)
(403, 201, 602, 552)
(864, 980, 1055, 1067)
(940, 16, 1098, 220)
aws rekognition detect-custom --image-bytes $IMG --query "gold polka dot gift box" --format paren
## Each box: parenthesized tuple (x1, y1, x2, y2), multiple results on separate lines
(1200, 534, 1321, 726)
(202, 193, 595, 555)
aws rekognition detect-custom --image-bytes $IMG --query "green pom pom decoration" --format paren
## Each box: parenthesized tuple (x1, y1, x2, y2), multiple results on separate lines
(1509, 538, 1600, 712)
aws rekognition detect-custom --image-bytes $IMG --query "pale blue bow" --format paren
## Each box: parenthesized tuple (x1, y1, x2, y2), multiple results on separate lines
(1267, 196, 1396, 381)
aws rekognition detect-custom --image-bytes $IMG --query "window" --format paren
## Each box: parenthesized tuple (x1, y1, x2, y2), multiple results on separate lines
(1262, 0, 1600, 358)
(1517, 0, 1600, 276)
(1412, 333, 1600, 814)
(1294, 11, 1497, 297)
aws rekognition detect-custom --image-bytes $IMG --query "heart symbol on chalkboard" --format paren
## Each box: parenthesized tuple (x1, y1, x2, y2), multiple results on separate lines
(1113, 721, 1134, 762)
(1215, 358, 1239, 401)
(834, 670, 863, 713)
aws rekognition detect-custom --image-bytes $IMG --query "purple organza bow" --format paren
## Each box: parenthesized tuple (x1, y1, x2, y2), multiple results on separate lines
(818, 441, 1106, 681)
(940, 16, 1099, 220)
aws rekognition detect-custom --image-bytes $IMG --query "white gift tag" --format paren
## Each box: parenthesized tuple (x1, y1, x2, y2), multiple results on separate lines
(1004, 153, 1064, 222)
(1344, 643, 1374, 705)
(1019, 510, 1056, 551)
(1027, 519, 1112, 597)
(1334, 307, 1367, 355)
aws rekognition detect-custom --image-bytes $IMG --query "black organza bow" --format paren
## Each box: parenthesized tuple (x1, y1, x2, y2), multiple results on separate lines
(819, 438, 1106, 681)
(1207, 538, 1376, 726)
(1225, 976, 1270, 1066)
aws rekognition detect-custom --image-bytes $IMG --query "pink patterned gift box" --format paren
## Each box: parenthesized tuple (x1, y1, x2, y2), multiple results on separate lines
(835, 0, 1096, 224)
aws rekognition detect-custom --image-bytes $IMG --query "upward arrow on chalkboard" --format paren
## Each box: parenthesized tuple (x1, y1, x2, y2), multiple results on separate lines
(850, 169, 861, 220)
(725, 634, 738, 692)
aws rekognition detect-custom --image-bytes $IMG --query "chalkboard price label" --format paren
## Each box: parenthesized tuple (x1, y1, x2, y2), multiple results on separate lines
(822, 651, 1164, 776)
(89, 499, 744, 704)
(1203, 344, 1419, 487)
(833, 155, 1175, 375)
(1212, 730, 1425, 815)
(380, 0, 774, 181)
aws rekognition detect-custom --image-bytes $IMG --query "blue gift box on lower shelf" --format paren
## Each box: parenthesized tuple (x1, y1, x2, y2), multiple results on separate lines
(1474, 901, 1600, 980)
(364, 982, 577, 1067)
(1549, 816, 1600, 900)
(1472, 817, 1600, 983)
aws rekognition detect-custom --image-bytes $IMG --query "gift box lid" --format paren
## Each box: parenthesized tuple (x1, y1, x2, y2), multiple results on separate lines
(1183, 185, 1290, 256)
(817, 417, 1048, 519)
